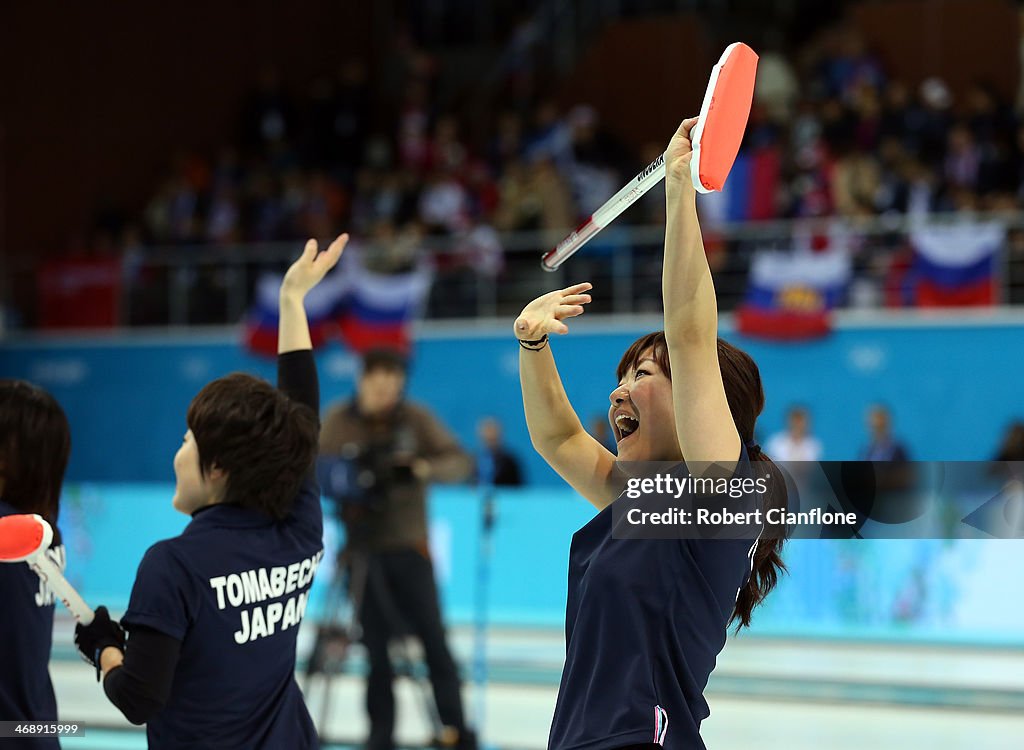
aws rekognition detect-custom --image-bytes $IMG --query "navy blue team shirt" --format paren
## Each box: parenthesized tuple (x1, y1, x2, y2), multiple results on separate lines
(548, 447, 762, 750)
(0, 499, 64, 750)
(119, 351, 324, 749)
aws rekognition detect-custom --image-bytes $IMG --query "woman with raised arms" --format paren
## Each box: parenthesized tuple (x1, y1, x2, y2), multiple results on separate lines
(515, 118, 788, 750)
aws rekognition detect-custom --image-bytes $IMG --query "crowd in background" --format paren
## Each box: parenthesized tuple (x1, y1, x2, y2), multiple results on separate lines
(54, 12, 1024, 324)
(747, 27, 1022, 221)
(124, 23, 1024, 242)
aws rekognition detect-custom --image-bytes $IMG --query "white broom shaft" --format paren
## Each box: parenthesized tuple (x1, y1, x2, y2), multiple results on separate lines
(541, 151, 666, 271)
(29, 553, 94, 625)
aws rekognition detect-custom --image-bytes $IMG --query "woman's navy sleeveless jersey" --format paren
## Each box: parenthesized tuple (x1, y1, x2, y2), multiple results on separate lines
(548, 448, 763, 750)
(0, 500, 64, 750)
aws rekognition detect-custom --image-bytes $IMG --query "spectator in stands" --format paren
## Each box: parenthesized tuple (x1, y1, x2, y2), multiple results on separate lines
(564, 105, 623, 218)
(915, 77, 955, 167)
(488, 111, 525, 173)
(891, 157, 943, 216)
(429, 115, 469, 174)
(766, 405, 823, 461)
(965, 82, 1010, 152)
(832, 143, 882, 217)
(861, 404, 910, 462)
(301, 171, 348, 239)
(754, 31, 800, 125)
(428, 213, 503, 318)
(397, 80, 433, 173)
(418, 170, 470, 234)
(455, 216, 504, 279)
(463, 160, 501, 221)
(524, 100, 573, 170)
(493, 157, 574, 237)
(248, 170, 287, 242)
(205, 184, 241, 244)
(363, 219, 423, 275)
(818, 25, 885, 104)
(851, 83, 883, 152)
(873, 137, 909, 214)
(166, 174, 201, 244)
(788, 140, 833, 217)
(944, 124, 981, 192)
(879, 80, 913, 145)
(476, 417, 524, 486)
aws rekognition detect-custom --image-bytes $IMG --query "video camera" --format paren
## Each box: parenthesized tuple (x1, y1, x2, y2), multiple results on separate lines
(317, 440, 417, 509)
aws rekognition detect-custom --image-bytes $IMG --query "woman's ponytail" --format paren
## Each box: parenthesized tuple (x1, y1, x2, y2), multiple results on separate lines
(730, 444, 787, 629)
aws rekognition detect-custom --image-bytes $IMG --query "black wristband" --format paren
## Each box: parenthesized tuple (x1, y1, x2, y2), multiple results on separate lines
(518, 334, 549, 351)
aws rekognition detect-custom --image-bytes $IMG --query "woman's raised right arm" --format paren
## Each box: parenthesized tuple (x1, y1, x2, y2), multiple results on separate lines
(516, 283, 620, 510)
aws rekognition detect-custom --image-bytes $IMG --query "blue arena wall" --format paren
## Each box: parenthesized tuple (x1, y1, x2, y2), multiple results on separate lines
(7, 316, 1024, 644)
(2, 315, 1023, 485)
(54, 482, 1024, 645)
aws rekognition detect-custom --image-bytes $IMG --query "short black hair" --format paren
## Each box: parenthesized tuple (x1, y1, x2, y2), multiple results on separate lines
(0, 380, 71, 527)
(361, 348, 409, 376)
(186, 374, 318, 520)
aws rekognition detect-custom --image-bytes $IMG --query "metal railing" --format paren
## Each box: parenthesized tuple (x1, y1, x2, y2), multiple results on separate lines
(13, 211, 1024, 329)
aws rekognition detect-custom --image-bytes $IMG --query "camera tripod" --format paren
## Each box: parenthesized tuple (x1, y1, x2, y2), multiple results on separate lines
(304, 546, 444, 741)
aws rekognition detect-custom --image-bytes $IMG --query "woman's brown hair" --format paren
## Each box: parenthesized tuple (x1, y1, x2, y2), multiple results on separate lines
(616, 332, 787, 628)
(187, 373, 318, 520)
(0, 380, 71, 531)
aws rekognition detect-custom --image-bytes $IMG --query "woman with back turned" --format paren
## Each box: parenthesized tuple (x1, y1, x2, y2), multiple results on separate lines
(515, 118, 788, 750)
(73, 233, 349, 749)
(0, 381, 72, 750)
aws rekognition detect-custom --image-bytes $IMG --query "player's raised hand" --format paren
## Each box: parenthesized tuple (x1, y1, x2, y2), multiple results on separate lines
(514, 282, 593, 340)
(665, 116, 699, 187)
(281, 233, 349, 298)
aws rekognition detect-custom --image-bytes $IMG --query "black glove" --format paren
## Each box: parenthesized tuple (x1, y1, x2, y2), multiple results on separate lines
(74, 606, 126, 680)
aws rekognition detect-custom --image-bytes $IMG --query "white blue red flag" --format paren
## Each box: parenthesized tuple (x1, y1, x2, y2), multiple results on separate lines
(243, 248, 431, 356)
(737, 247, 851, 340)
(910, 222, 1003, 307)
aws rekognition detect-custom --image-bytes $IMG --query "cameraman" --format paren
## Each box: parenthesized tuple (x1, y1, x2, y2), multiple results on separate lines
(320, 349, 474, 750)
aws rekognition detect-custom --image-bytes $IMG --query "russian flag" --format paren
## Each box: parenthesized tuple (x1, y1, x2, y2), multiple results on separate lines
(243, 271, 347, 357)
(336, 259, 432, 354)
(910, 223, 1003, 307)
(707, 146, 781, 223)
(243, 248, 432, 357)
(737, 247, 851, 340)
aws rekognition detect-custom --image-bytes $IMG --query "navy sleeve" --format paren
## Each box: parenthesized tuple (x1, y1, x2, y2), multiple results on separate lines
(121, 542, 196, 641)
(277, 349, 319, 416)
(103, 625, 180, 725)
(277, 348, 323, 533)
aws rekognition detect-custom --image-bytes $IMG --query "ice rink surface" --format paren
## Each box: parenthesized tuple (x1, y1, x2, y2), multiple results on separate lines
(46, 620, 1024, 750)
